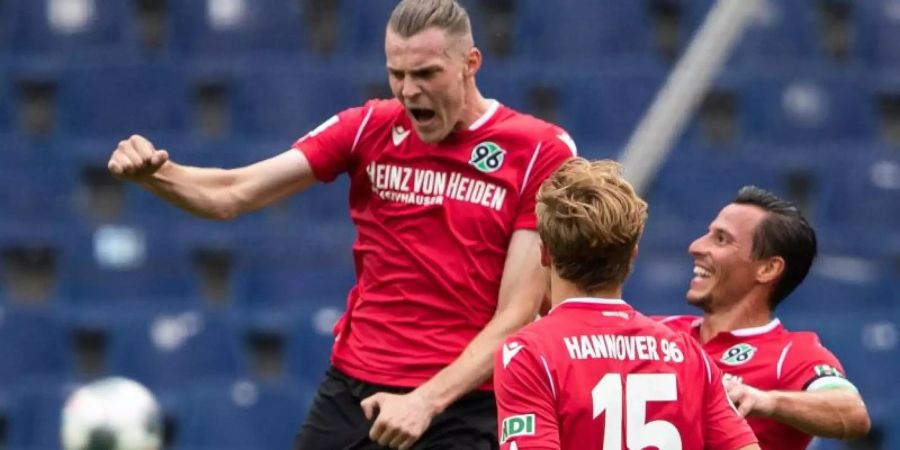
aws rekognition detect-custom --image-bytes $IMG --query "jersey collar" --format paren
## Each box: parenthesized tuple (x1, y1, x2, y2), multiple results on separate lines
(691, 317, 784, 340)
(467, 99, 500, 131)
(551, 297, 631, 314)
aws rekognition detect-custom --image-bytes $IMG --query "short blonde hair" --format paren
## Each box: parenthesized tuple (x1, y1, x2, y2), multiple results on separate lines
(388, 0, 472, 39)
(536, 158, 648, 293)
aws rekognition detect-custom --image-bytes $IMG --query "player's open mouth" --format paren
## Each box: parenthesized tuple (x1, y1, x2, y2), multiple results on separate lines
(409, 107, 436, 125)
(693, 265, 713, 278)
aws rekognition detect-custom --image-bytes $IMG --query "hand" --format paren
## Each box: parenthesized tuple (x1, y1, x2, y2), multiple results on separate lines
(108, 135, 169, 181)
(360, 390, 439, 450)
(725, 378, 777, 418)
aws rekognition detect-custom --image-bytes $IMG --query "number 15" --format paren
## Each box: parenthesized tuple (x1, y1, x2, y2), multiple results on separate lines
(592, 373, 683, 450)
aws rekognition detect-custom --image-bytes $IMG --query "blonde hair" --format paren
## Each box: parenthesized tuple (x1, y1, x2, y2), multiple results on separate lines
(388, 0, 472, 39)
(536, 158, 648, 293)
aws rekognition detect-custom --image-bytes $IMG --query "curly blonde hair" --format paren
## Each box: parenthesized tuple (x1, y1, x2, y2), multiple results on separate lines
(537, 158, 648, 293)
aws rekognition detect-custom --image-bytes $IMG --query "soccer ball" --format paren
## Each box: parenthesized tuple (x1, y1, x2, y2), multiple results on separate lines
(61, 377, 163, 450)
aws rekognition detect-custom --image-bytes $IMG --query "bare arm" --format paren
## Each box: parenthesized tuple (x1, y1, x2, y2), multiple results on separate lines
(414, 229, 545, 410)
(108, 135, 317, 220)
(727, 380, 871, 440)
(767, 388, 871, 439)
(737, 445, 762, 450)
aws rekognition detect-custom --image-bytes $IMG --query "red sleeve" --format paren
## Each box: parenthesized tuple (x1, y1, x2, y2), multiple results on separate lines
(514, 131, 577, 230)
(779, 333, 855, 392)
(694, 340, 759, 450)
(291, 102, 373, 182)
(494, 337, 560, 450)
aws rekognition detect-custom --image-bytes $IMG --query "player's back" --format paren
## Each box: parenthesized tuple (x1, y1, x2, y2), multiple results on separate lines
(496, 298, 757, 450)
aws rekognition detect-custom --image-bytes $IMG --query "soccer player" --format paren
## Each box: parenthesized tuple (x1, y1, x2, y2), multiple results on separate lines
(494, 158, 760, 450)
(108, 1, 576, 449)
(657, 186, 871, 449)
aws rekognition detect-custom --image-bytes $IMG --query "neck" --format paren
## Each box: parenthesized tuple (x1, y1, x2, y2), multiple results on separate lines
(549, 271, 623, 308)
(698, 293, 773, 343)
(457, 82, 489, 130)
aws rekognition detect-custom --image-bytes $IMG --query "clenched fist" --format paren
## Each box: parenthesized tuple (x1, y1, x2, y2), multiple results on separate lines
(108, 135, 169, 180)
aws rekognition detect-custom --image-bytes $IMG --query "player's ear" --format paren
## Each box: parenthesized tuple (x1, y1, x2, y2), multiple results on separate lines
(464, 46, 481, 78)
(757, 255, 784, 285)
(540, 242, 551, 268)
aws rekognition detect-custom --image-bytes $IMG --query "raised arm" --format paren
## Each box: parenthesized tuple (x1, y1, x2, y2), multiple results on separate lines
(108, 135, 317, 220)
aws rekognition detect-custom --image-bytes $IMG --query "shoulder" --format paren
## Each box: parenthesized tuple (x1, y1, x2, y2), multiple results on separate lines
(493, 106, 578, 156)
(652, 314, 701, 333)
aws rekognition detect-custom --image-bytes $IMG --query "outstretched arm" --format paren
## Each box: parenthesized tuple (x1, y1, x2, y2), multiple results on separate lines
(361, 229, 546, 449)
(108, 135, 317, 220)
(726, 379, 871, 440)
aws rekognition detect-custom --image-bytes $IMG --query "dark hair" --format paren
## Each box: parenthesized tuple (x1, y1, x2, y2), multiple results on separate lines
(733, 186, 817, 309)
(388, 0, 471, 39)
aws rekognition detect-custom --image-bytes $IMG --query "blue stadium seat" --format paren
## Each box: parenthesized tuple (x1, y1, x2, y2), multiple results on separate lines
(238, 262, 355, 315)
(741, 69, 877, 144)
(230, 63, 363, 138)
(56, 227, 197, 310)
(0, 306, 70, 387)
(682, 0, 820, 67)
(106, 310, 246, 390)
(819, 148, 900, 229)
(859, 0, 900, 69)
(336, 0, 397, 60)
(57, 63, 191, 137)
(647, 150, 784, 224)
(6, 379, 74, 450)
(174, 379, 312, 450)
(284, 304, 342, 384)
(545, 63, 665, 148)
(0, 0, 138, 63)
(513, 0, 655, 63)
(780, 257, 896, 316)
(168, 0, 305, 60)
(0, 71, 15, 134)
(625, 250, 694, 316)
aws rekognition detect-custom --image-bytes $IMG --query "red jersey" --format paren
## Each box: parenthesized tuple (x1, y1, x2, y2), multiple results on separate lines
(495, 298, 758, 450)
(293, 98, 576, 388)
(658, 315, 858, 450)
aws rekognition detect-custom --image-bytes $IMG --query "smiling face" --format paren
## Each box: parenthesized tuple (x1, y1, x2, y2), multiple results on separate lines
(687, 203, 769, 312)
(385, 26, 476, 143)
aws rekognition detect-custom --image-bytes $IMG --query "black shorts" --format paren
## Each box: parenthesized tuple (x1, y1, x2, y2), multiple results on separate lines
(294, 366, 498, 450)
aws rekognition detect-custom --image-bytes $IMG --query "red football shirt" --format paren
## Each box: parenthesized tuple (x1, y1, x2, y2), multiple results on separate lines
(495, 298, 758, 450)
(294, 98, 576, 388)
(658, 315, 858, 450)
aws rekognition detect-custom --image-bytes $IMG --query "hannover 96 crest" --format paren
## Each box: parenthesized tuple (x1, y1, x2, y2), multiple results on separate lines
(721, 343, 757, 366)
(470, 141, 506, 173)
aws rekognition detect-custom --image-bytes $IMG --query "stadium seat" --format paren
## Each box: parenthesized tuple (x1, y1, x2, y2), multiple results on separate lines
(624, 250, 695, 316)
(167, 0, 306, 60)
(174, 379, 312, 450)
(780, 256, 896, 316)
(6, 379, 74, 450)
(818, 147, 900, 230)
(0, 0, 138, 63)
(284, 304, 342, 384)
(646, 150, 784, 225)
(513, 0, 656, 63)
(56, 226, 198, 310)
(57, 63, 191, 137)
(229, 63, 364, 138)
(238, 262, 355, 315)
(682, 0, 821, 68)
(544, 63, 665, 148)
(106, 310, 246, 390)
(741, 69, 877, 144)
(0, 306, 70, 387)
(0, 72, 15, 134)
(336, 0, 398, 60)
(858, 0, 900, 69)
